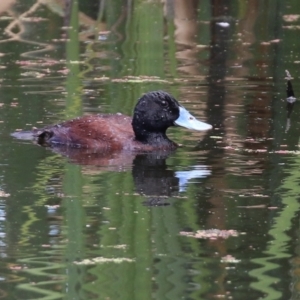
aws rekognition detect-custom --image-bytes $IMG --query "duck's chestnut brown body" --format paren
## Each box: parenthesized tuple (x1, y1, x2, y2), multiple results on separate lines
(35, 113, 169, 151)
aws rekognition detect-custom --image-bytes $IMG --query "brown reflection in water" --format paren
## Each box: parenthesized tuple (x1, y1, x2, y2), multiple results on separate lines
(205, 2, 231, 296)
(235, 1, 273, 151)
(231, 1, 259, 75)
(0, 0, 107, 59)
(203, 4, 278, 295)
(0, 0, 15, 14)
(224, 1, 273, 178)
(41, 145, 181, 207)
(206, 0, 275, 222)
(172, 0, 201, 75)
(0, 1, 54, 58)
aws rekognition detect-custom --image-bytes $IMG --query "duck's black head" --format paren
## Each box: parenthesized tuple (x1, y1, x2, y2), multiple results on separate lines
(132, 91, 179, 143)
(132, 91, 212, 148)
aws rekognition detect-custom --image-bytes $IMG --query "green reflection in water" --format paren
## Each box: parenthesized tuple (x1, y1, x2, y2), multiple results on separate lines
(250, 155, 300, 300)
(152, 206, 187, 299)
(62, 1, 87, 299)
(179, 193, 211, 299)
(87, 172, 151, 299)
(9, 148, 64, 280)
(18, 255, 65, 300)
(65, 0, 83, 119)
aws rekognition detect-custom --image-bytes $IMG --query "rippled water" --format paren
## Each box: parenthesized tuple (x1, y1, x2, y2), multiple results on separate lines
(1, 0, 300, 299)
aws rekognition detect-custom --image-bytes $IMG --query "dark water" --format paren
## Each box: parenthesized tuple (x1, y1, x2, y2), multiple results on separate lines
(1, 0, 300, 299)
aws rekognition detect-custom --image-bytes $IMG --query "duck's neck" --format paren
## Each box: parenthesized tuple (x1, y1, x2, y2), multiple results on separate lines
(134, 129, 177, 149)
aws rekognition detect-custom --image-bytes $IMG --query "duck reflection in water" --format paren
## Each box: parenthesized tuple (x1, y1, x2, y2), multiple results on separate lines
(132, 152, 211, 206)
(47, 146, 211, 206)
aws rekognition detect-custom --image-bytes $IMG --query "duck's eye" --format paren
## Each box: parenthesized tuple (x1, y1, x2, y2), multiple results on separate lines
(161, 100, 168, 107)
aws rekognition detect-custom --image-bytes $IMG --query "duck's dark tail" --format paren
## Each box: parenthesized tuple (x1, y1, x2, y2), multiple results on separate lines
(36, 130, 53, 145)
(11, 129, 53, 145)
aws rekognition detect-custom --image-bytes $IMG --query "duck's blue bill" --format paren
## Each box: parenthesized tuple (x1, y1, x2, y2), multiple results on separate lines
(174, 107, 212, 131)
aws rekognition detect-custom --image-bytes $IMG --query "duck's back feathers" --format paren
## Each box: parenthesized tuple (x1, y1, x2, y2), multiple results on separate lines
(36, 114, 134, 150)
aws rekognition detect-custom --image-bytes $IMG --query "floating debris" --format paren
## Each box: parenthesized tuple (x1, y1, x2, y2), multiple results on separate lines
(101, 244, 127, 249)
(282, 25, 300, 30)
(180, 229, 240, 240)
(216, 22, 230, 28)
(237, 205, 267, 209)
(111, 76, 170, 83)
(20, 71, 46, 78)
(20, 17, 48, 22)
(0, 190, 10, 197)
(98, 31, 110, 41)
(196, 44, 209, 49)
(74, 257, 135, 265)
(282, 14, 300, 22)
(221, 255, 241, 263)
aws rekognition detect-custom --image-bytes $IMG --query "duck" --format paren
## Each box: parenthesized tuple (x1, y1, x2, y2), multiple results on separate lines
(12, 91, 212, 151)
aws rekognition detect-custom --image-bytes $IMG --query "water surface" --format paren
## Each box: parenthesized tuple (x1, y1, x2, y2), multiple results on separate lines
(1, 0, 300, 299)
